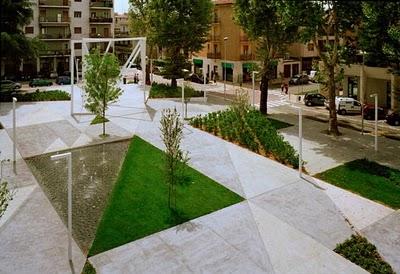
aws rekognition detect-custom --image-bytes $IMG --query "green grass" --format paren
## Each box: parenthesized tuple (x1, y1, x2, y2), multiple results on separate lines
(16, 90, 70, 101)
(317, 159, 400, 209)
(149, 83, 204, 98)
(88, 136, 243, 256)
(335, 234, 394, 274)
(81, 261, 96, 274)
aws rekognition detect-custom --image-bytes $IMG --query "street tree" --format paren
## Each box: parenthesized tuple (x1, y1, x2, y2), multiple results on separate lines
(160, 108, 189, 210)
(0, 0, 43, 75)
(288, 0, 362, 135)
(234, 0, 299, 115)
(84, 49, 122, 137)
(149, 0, 213, 88)
(359, 1, 400, 112)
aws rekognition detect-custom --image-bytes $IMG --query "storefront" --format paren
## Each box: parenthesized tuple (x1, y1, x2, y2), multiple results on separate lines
(193, 59, 203, 75)
(222, 62, 233, 82)
(242, 63, 256, 82)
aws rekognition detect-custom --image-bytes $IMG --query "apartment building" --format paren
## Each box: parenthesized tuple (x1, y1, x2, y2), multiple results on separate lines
(194, 0, 319, 84)
(22, 0, 115, 77)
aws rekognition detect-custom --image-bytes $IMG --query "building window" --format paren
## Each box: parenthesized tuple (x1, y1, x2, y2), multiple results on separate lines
(75, 43, 82, 49)
(307, 43, 314, 51)
(74, 27, 81, 34)
(74, 11, 81, 18)
(25, 26, 34, 34)
(75, 0, 81, 2)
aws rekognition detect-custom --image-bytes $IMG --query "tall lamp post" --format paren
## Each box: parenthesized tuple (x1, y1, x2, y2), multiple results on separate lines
(181, 69, 189, 118)
(370, 93, 378, 151)
(12, 97, 17, 173)
(360, 50, 366, 135)
(223, 37, 228, 99)
(51, 152, 73, 262)
(252, 71, 259, 107)
(291, 105, 303, 178)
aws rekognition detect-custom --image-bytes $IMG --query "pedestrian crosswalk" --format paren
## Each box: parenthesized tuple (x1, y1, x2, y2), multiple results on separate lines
(254, 90, 290, 109)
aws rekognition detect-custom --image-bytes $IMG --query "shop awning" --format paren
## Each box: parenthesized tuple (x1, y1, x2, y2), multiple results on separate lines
(242, 63, 255, 69)
(193, 59, 203, 66)
(222, 62, 233, 69)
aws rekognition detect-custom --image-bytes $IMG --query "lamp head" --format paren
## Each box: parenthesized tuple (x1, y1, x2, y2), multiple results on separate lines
(224, 37, 228, 41)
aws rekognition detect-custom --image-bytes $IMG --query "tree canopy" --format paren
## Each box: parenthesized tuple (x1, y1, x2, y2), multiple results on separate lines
(148, 0, 213, 87)
(234, 0, 299, 114)
(84, 49, 122, 137)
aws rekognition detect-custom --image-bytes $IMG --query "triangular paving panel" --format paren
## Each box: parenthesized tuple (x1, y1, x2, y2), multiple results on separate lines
(248, 202, 367, 274)
(43, 137, 68, 154)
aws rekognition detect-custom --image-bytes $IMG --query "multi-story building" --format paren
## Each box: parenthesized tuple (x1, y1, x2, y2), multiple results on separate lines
(194, 0, 320, 84)
(114, 13, 132, 63)
(22, 0, 115, 77)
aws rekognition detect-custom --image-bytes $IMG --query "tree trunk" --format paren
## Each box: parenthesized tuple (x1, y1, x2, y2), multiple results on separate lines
(391, 73, 400, 112)
(327, 65, 340, 135)
(259, 73, 269, 115)
(171, 78, 177, 88)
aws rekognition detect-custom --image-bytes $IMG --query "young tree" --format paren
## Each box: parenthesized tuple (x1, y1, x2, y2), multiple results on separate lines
(160, 108, 189, 210)
(289, 0, 362, 135)
(149, 0, 213, 88)
(1, 0, 42, 75)
(359, 1, 400, 112)
(84, 49, 122, 137)
(234, 0, 299, 115)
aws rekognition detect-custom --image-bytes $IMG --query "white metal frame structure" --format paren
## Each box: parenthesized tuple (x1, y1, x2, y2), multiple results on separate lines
(70, 37, 147, 116)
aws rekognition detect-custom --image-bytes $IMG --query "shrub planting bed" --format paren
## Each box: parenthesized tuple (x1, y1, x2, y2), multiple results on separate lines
(190, 107, 299, 168)
(149, 82, 204, 98)
(17, 90, 70, 101)
(335, 234, 394, 273)
(317, 159, 400, 209)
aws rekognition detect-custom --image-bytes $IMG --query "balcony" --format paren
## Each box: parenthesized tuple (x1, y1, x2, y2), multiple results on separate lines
(115, 31, 130, 38)
(207, 52, 221, 59)
(39, 0, 69, 7)
(208, 35, 220, 42)
(40, 49, 71, 56)
(39, 33, 71, 40)
(89, 33, 113, 38)
(90, 0, 113, 8)
(89, 17, 113, 23)
(39, 16, 70, 25)
(240, 53, 255, 61)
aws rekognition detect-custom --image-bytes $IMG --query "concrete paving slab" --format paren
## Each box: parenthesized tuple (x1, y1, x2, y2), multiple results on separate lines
(251, 180, 353, 249)
(362, 211, 400, 273)
(248, 202, 367, 274)
(0, 187, 86, 274)
(312, 177, 394, 231)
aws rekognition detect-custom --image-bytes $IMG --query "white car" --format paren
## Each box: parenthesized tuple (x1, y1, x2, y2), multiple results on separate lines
(325, 97, 362, 115)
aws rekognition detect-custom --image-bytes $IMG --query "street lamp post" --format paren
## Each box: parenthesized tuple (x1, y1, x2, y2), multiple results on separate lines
(181, 69, 189, 118)
(361, 50, 366, 135)
(291, 105, 303, 178)
(252, 71, 259, 107)
(223, 37, 228, 100)
(370, 93, 378, 151)
(51, 152, 73, 262)
(12, 97, 17, 173)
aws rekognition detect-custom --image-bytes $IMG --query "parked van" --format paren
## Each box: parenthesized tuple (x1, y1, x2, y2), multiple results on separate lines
(336, 97, 362, 115)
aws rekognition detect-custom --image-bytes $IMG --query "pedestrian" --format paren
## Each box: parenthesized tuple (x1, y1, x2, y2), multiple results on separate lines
(281, 82, 285, 94)
(211, 70, 214, 83)
(284, 82, 289, 95)
(214, 71, 218, 84)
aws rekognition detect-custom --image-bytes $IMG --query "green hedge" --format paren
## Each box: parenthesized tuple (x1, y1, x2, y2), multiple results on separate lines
(190, 108, 299, 168)
(335, 235, 394, 274)
(149, 83, 204, 98)
(16, 90, 70, 101)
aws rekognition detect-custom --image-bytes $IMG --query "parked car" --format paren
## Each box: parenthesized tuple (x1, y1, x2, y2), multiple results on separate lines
(0, 80, 22, 91)
(29, 78, 52, 87)
(186, 73, 209, 84)
(50, 72, 58, 79)
(386, 112, 400, 126)
(336, 97, 362, 115)
(304, 93, 326, 106)
(289, 74, 309, 85)
(56, 76, 76, 85)
(362, 104, 386, 120)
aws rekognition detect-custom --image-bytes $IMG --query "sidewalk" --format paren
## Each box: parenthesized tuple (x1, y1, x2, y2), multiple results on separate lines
(0, 84, 398, 273)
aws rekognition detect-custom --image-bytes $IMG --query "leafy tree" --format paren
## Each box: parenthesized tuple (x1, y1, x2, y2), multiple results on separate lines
(289, 0, 362, 135)
(160, 108, 189, 210)
(234, 0, 299, 115)
(84, 49, 122, 137)
(0, 0, 42, 75)
(149, 0, 213, 87)
(359, 1, 400, 112)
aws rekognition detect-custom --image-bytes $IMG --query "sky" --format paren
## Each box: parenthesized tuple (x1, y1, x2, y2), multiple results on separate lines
(115, 0, 129, 13)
